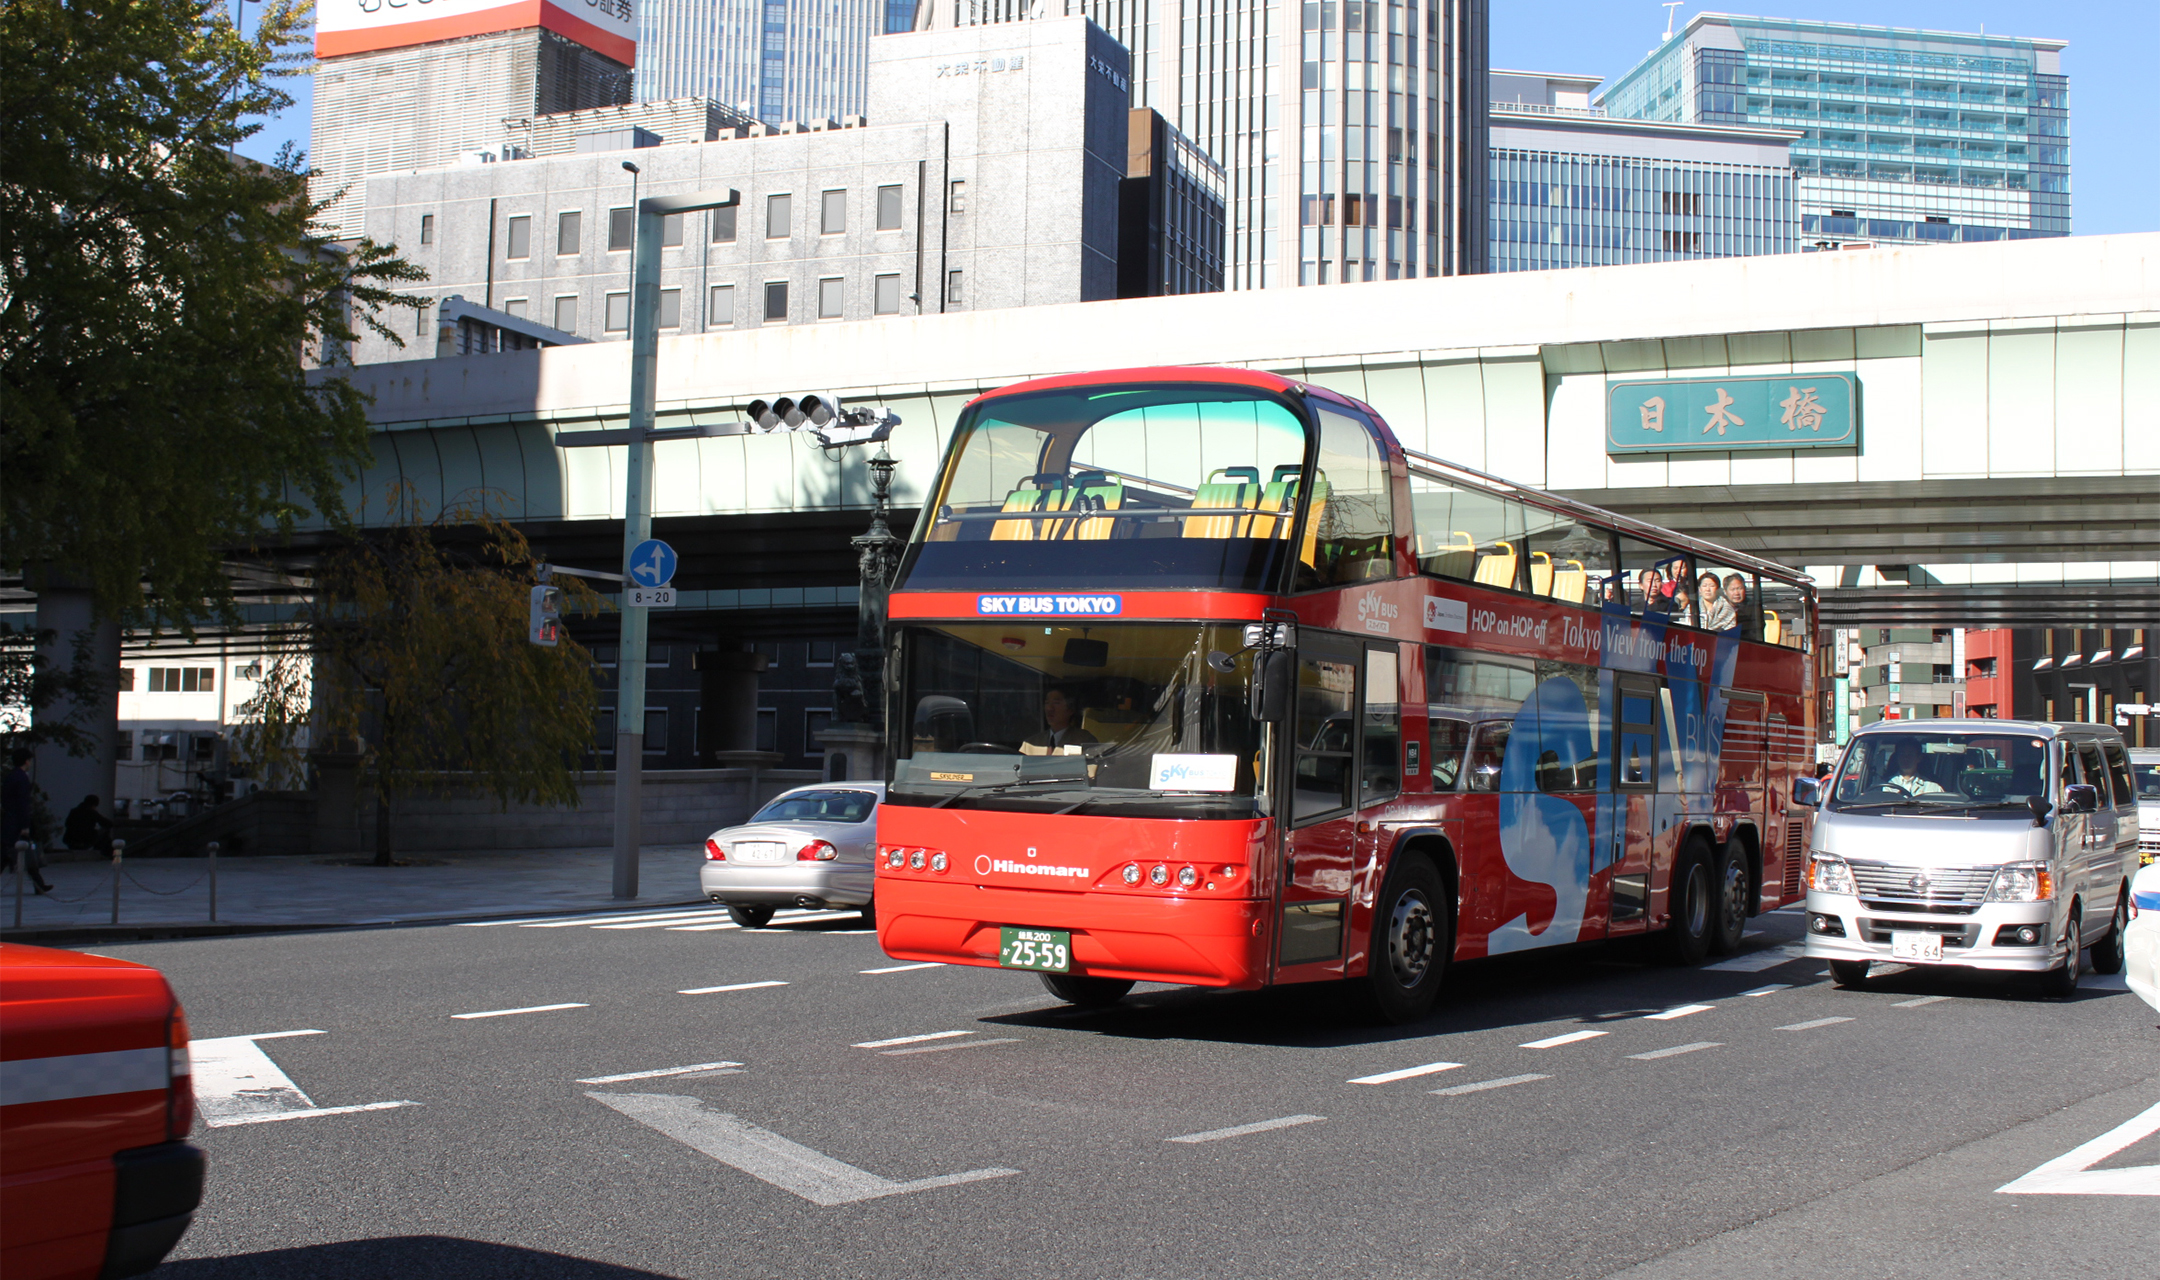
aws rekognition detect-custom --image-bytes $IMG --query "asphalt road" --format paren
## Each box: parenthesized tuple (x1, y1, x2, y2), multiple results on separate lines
(86, 897, 2159, 1280)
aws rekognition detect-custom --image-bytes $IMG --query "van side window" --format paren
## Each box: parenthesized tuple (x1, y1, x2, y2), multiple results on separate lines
(2076, 742, 2110, 806)
(2100, 741, 2135, 808)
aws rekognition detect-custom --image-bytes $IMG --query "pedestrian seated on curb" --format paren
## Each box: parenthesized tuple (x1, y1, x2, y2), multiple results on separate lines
(63, 794, 114, 855)
(1, 748, 54, 894)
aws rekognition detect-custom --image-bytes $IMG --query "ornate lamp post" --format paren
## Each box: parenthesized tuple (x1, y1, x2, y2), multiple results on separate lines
(841, 445, 901, 732)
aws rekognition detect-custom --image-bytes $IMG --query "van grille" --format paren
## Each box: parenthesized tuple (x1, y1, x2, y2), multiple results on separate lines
(1859, 918, 1978, 947)
(1847, 861, 1995, 906)
(1782, 822, 1805, 899)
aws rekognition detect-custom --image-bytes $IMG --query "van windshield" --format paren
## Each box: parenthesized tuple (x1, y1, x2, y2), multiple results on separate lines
(1828, 731, 2049, 812)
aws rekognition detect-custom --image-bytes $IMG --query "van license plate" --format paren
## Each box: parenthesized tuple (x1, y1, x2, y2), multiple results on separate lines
(1891, 931, 1944, 962)
(998, 927, 1071, 973)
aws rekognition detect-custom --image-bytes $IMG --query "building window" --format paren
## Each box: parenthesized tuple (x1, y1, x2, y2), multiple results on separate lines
(553, 295, 577, 333)
(946, 268, 964, 305)
(807, 639, 837, 667)
(873, 273, 902, 314)
(821, 189, 846, 234)
(504, 298, 527, 318)
(876, 184, 903, 230)
(147, 667, 215, 692)
(604, 291, 630, 332)
(118, 668, 135, 692)
(116, 731, 133, 761)
(767, 193, 792, 238)
(710, 284, 734, 326)
(713, 206, 737, 242)
(818, 277, 843, 319)
(505, 215, 531, 259)
(764, 281, 788, 321)
(655, 288, 679, 329)
(661, 212, 684, 247)
(420, 213, 434, 245)
(756, 708, 778, 752)
(192, 734, 217, 762)
(608, 206, 633, 252)
(557, 210, 580, 255)
(949, 179, 967, 213)
(644, 708, 668, 754)
(805, 708, 832, 753)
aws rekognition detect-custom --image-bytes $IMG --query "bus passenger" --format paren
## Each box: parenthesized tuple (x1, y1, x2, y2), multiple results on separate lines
(1670, 579, 1700, 627)
(1698, 572, 1736, 631)
(1722, 574, 1748, 617)
(1023, 688, 1099, 753)
(1637, 567, 1665, 614)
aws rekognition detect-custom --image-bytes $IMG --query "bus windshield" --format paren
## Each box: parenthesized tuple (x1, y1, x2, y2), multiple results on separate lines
(888, 622, 1265, 819)
(896, 382, 1312, 592)
(1828, 731, 2051, 812)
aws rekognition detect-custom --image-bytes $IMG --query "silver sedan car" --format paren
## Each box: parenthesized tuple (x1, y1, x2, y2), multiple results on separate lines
(699, 783, 883, 927)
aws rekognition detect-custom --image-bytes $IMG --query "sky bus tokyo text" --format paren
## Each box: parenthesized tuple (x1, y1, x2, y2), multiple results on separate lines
(871, 366, 1817, 1021)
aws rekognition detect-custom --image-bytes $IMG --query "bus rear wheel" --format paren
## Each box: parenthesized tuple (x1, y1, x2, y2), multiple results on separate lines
(1658, 839, 1714, 967)
(1039, 973, 1134, 1008)
(1358, 853, 1451, 1025)
(1710, 841, 1750, 956)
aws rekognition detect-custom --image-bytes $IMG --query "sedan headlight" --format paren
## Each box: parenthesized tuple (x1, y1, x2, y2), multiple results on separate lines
(1807, 853, 1856, 896)
(1985, 862, 2054, 903)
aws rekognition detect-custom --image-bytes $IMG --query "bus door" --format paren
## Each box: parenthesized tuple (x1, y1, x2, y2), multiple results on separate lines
(1276, 632, 1373, 977)
(1608, 673, 1661, 934)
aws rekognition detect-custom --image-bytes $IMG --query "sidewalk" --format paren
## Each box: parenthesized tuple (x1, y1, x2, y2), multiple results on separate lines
(0, 845, 709, 941)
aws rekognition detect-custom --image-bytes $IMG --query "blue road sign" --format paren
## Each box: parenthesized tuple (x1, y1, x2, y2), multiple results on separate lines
(629, 539, 678, 588)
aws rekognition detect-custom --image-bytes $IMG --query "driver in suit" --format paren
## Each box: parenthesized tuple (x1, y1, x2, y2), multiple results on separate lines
(1022, 689, 1099, 754)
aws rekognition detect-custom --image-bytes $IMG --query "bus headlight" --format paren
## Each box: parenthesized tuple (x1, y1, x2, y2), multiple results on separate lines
(1985, 863, 2054, 903)
(1122, 864, 1141, 885)
(1807, 853, 1856, 896)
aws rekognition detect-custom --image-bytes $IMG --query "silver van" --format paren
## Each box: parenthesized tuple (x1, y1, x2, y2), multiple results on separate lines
(1796, 719, 2140, 998)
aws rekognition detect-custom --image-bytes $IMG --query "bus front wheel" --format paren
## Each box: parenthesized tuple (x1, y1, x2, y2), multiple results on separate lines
(1358, 853, 1451, 1025)
(1039, 973, 1135, 1008)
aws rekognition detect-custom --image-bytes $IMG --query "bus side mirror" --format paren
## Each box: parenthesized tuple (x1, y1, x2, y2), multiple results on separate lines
(1251, 649, 1294, 723)
(1792, 776, 1821, 807)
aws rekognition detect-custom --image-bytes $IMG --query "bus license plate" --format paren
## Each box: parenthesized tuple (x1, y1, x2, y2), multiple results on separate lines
(998, 927, 1071, 973)
(1891, 931, 1944, 962)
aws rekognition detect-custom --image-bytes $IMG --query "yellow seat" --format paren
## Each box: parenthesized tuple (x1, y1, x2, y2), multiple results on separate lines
(1763, 612, 1783, 645)
(1248, 465, 1304, 540)
(1529, 551, 1554, 595)
(1418, 530, 1476, 579)
(1550, 559, 1588, 603)
(1473, 540, 1518, 588)
(1069, 475, 1124, 540)
(990, 485, 1050, 541)
(1181, 467, 1260, 538)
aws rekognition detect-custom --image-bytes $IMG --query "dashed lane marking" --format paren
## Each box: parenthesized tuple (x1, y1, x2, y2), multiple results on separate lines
(1520, 1029, 1607, 1049)
(1777, 1016, 1853, 1032)
(209, 1100, 420, 1126)
(452, 1002, 589, 1020)
(1893, 995, 1952, 1007)
(666, 910, 864, 933)
(882, 1038, 1022, 1057)
(678, 981, 789, 995)
(854, 1030, 971, 1049)
(862, 962, 945, 974)
(1168, 1115, 1325, 1144)
(1433, 1074, 1550, 1096)
(520, 909, 729, 929)
(1704, 945, 1808, 973)
(1347, 1062, 1466, 1085)
(1628, 1042, 1722, 1061)
(1645, 1003, 1716, 1021)
(1740, 984, 1791, 997)
(577, 1061, 744, 1085)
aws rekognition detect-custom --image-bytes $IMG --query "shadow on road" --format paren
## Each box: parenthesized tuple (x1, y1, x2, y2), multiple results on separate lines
(162, 1236, 684, 1279)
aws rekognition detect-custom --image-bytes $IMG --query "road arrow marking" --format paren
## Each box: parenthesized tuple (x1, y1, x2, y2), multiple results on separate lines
(1997, 1099, 2160, 1197)
(587, 1092, 1018, 1205)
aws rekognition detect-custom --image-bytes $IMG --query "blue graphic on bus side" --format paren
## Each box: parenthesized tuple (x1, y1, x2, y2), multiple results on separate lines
(976, 594, 1123, 617)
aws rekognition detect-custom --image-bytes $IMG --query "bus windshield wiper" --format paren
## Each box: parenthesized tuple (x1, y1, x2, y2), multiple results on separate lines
(925, 779, 1072, 809)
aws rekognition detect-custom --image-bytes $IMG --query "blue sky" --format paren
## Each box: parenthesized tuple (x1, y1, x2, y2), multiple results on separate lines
(240, 2, 2154, 236)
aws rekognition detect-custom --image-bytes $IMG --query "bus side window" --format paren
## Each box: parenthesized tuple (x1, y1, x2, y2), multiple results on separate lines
(1297, 407, 1395, 589)
(1361, 647, 1401, 806)
(1411, 480, 1525, 589)
(1615, 680, 1658, 791)
(1755, 575, 1808, 649)
(1428, 714, 1471, 790)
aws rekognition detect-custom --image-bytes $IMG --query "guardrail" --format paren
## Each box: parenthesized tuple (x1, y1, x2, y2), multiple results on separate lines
(11, 838, 221, 928)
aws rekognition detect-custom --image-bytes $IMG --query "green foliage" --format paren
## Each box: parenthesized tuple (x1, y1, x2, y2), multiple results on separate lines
(0, 622, 106, 757)
(0, 0, 426, 630)
(309, 490, 607, 864)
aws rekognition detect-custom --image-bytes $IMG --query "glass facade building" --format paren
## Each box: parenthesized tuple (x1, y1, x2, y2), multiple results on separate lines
(637, 0, 882, 125)
(1600, 13, 2068, 248)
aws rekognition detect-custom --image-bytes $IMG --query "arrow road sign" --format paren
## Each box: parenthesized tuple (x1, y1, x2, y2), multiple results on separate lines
(629, 539, 677, 588)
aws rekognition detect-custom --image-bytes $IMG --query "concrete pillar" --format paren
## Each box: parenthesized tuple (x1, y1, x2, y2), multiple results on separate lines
(32, 585, 119, 829)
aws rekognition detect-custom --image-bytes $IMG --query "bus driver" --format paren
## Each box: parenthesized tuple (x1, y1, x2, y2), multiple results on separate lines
(1022, 688, 1099, 754)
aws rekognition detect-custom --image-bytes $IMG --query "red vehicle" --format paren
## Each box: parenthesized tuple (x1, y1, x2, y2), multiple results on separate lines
(1, 943, 203, 1279)
(872, 366, 1817, 1020)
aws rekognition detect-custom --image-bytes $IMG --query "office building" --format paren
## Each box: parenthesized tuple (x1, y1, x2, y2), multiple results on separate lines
(354, 19, 1171, 363)
(1488, 69, 1797, 272)
(310, 10, 637, 241)
(1600, 12, 2068, 248)
(1119, 108, 1229, 296)
(1961, 628, 2155, 747)
(925, 1, 1490, 288)
(637, 0, 884, 125)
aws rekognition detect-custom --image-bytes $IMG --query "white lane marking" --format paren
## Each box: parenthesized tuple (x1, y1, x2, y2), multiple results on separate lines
(679, 981, 789, 995)
(1777, 1016, 1853, 1031)
(462, 908, 708, 927)
(1894, 995, 1952, 1007)
(577, 1061, 744, 1085)
(1167, 1115, 1325, 1144)
(1997, 1099, 2160, 1197)
(244, 1029, 328, 1041)
(665, 910, 864, 933)
(862, 962, 945, 975)
(1628, 1042, 1722, 1061)
(1740, 984, 1791, 997)
(587, 1091, 1019, 1205)
(1520, 1029, 1607, 1049)
(665, 923, 742, 932)
(1645, 1003, 1716, 1021)
(854, 1030, 970, 1049)
(1433, 1074, 1551, 1096)
(210, 1100, 421, 1126)
(451, 1002, 589, 1020)
(882, 1038, 1021, 1056)
(1704, 945, 1809, 973)
(1347, 1061, 1466, 1085)
(593, 913, 745, 931)
(523, 909, 731, 929)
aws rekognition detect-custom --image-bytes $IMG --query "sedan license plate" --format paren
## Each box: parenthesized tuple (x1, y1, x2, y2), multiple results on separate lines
(1891, 931, 1944, 962)
(998, 927, 1071, 973)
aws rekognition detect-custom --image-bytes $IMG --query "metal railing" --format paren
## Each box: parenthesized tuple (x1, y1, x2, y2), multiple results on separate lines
(11, 839, 220, 929)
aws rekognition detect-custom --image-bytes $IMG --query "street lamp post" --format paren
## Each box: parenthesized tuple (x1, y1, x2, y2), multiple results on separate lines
(848, 446, 902, 729)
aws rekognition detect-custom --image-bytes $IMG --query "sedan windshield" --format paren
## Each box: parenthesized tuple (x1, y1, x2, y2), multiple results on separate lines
(887, 622, 1264, 818)
(1828, 731, 2050, 812)
(750, 790, 877, 824)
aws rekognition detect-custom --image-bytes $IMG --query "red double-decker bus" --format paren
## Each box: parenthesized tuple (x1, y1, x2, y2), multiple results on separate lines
(872, 366, 1817, 1021)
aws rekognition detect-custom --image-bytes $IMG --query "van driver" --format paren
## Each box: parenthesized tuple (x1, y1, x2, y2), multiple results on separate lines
(1885, 741, 1944, 795)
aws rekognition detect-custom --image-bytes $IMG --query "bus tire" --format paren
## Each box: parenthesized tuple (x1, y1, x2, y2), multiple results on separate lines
(1710, 840, 1750, 956)
(1658, 839, 1714, 967)
(1038, 973, 1134, 1008)
(1359, 853, 1450, 1025)
(727, 903, 775, 929)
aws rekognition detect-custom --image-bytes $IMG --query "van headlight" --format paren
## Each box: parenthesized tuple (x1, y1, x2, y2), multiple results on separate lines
(1984, 863, 2054, 903)
(1807, 853, 1855, 896)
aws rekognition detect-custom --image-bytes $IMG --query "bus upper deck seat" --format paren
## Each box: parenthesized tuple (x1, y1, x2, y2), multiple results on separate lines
(1249, 465, 1303, 540)
(991, 475, 1064, 541)
(1067, 471, 1124, 540)
(1417, 531, 1476, 578)
(1762, 612, 1783, 645)
(1473, 540, 1518, 588)
(1549, 559, 1588, 603)
(1182, 466, 1261, 538)
(1528, 551, 1554, 595)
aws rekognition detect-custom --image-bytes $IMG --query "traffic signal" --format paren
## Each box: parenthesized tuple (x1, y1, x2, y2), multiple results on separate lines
(528, 584, 562, 646)
(739, 393, 895, 446)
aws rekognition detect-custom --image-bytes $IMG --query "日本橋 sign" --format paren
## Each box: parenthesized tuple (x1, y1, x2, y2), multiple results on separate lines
(1606, 372, 1859, 454)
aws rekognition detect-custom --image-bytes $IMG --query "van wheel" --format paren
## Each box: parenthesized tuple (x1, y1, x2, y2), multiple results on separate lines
(1710, 842, 1750, 956)
(2037, 913, 2082, 999)
(727, 904, 776, 929)
(2087, 891, 2126, 975)
(1829, 960, 1871, 988)
(1039, 973, 1134, 1008)
(1657, 838, 1715, 967)
(1356, 853, 1451, 1024)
